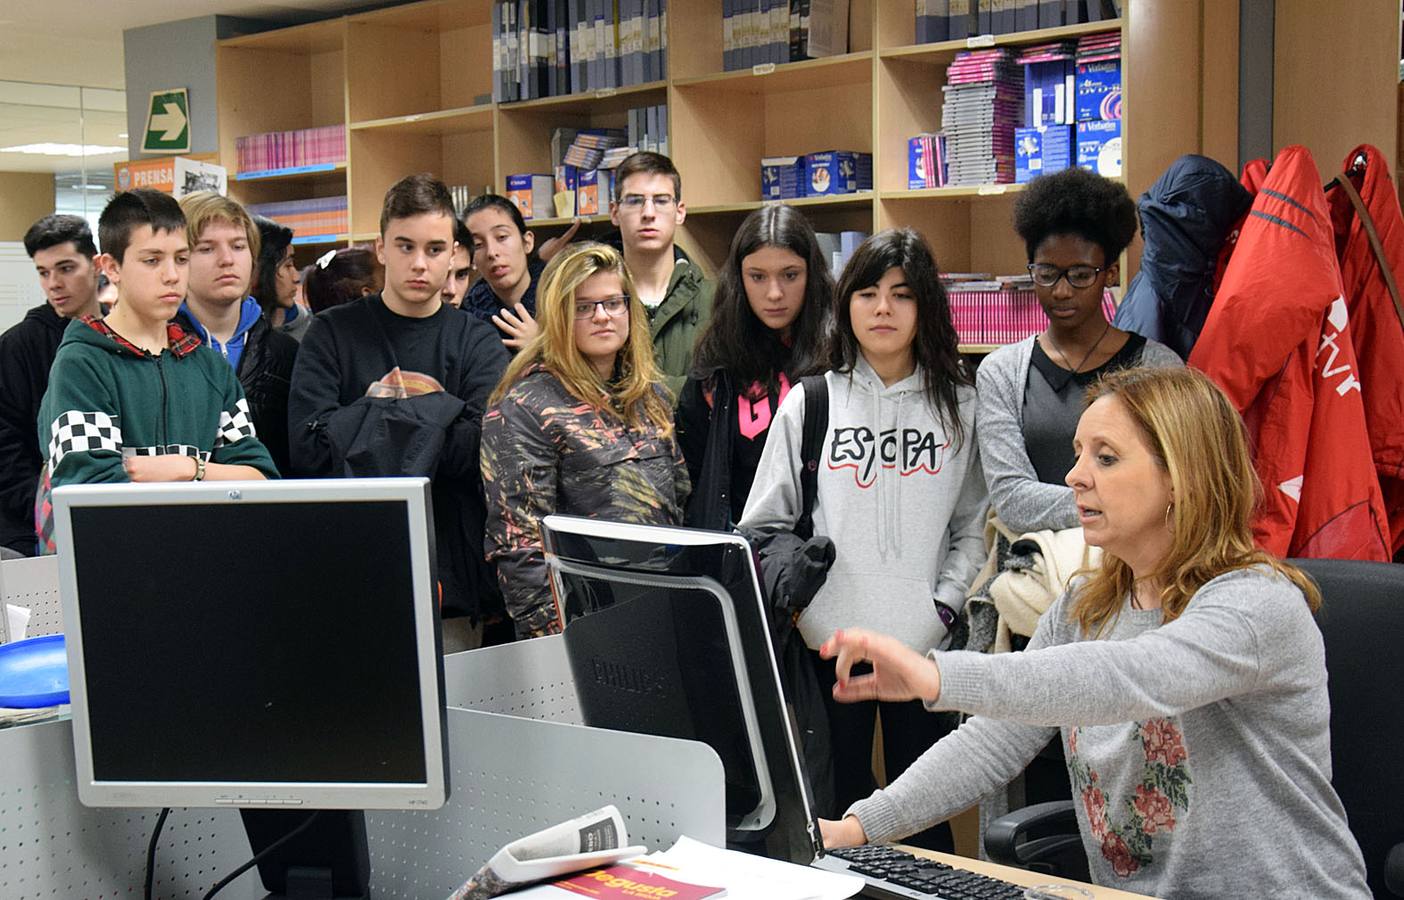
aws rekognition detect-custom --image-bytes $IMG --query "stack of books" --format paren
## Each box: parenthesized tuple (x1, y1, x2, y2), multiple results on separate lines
(1074, 31, 1122, 175)
(946, 282, 1116, 345)
(234, 125, 345, 175)
(492, 0, 669, 102)
(246, 197, 348, 242)
(815, 229, 868, 276)
(722, 0, 848, 71)
(941, 48, 1023, 186)
(917, 0, 1121, 44)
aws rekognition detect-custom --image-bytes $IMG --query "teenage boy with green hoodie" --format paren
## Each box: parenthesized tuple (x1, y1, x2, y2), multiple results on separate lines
(35, 189, 277, 551)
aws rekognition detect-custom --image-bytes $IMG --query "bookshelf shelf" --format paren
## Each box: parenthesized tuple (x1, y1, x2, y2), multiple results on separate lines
(290, 233, 350, 246)
(524, 213, 612, 228)
(234, 162, 347, 182)
(671, 52, 874, 94)
(500, 81, 667, 114)
(880, 19, 1124, 62)
(349, 105, 494, 136)
(216, 1, 1206, 278)
(220, 18, 345, 53)
(689, 194, 875, 216)
(880, 184, 1028, 201)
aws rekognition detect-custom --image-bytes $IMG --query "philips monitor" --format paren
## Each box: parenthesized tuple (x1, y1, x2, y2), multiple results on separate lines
(53, 478, 449, 897)
(540, 514, 822, 864)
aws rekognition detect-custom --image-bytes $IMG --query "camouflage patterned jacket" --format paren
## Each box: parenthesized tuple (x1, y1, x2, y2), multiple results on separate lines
(481, 365, 690, 638)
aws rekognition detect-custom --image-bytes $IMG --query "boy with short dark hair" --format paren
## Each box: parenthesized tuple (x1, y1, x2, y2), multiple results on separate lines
(289, 174, 511, 649)
(35, 190, 277, 550)
(174, 191, 298, 472)
(440, 216, 474, 308)
(0, 215, 103, 554)
(609, 151, 714, 395)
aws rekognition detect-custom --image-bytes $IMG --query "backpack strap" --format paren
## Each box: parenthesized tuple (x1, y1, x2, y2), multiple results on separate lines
(795, 375, 829, 541)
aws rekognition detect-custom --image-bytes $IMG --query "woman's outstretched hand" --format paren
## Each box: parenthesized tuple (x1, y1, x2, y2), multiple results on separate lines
(819, 628, 942, 705)
(818, 814, 868, 849)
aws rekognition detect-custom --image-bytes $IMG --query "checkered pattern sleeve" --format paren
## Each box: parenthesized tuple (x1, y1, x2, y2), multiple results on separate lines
(208, 371, 280, 478)
(36, 350, 127, 488)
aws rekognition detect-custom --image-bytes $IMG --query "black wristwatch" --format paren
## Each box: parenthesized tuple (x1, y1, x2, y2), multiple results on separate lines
(933, 600, 957, 630)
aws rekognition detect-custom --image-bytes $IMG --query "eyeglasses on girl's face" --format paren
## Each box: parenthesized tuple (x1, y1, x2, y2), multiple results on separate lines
(1028, 263, 1105, 289)
(573, 296, 630, 319)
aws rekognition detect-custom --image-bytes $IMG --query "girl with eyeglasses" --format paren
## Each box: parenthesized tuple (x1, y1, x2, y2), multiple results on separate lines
(978, 167, 1181, 538)
(739, 228, 987, 852)
(676, 205, 833, 530)
(480, 242, 689, 639)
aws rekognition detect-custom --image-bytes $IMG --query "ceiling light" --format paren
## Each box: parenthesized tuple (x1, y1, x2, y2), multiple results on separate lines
(0, 142, 127, 157)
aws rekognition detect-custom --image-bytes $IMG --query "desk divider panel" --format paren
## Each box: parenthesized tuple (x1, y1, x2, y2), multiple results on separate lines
(2, 639, 724, 898)
(0, 555, 62, 643)
(442, 634, 582, 724)
(367, 708, 725, 899)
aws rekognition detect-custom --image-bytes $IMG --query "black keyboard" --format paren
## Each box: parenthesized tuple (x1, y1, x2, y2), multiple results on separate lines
(811, 845, 1027, 900)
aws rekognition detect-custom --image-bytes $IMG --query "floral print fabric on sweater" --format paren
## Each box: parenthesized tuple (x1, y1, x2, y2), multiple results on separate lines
(1067, 717, 1193, 879)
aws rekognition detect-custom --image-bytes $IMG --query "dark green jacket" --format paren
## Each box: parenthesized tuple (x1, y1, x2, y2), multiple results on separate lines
(38, 317, 278, 491)
(648, 258, 714, 398)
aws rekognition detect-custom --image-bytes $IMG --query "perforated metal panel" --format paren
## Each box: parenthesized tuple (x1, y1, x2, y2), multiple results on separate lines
(366, 707, 725, 900)
(0, 718, 263, 899)
(0, 556, 62, 643)
(2, 705, 723, 899)
(443, 634, 582, 724)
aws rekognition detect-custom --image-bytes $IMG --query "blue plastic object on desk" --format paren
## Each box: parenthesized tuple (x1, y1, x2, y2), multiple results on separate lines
(0, 634, 69, 707)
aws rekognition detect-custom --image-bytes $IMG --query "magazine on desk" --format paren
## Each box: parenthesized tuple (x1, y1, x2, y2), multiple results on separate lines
(448, 805, 647, 900)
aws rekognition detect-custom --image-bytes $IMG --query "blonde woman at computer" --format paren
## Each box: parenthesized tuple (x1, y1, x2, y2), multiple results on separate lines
(818, 367, 1370, 900)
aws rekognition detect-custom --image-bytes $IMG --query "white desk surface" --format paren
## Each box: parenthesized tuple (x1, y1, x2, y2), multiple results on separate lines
(905, 847, 1155, 899)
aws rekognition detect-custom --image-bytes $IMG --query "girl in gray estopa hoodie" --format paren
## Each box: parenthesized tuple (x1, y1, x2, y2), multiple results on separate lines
(740, 230, 987, 655)
(738, 230, 988, 849)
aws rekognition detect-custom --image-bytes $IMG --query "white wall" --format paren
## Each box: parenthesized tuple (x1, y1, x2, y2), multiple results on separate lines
(0, 242, 45, 333)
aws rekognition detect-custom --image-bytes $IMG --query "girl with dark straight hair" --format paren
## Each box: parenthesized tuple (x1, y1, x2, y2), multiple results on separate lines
(677, 204, 833, 529)
(740, 228, 987, 851)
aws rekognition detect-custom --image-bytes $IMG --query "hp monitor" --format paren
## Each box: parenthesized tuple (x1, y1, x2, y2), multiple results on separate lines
(53, 478, 449, 897)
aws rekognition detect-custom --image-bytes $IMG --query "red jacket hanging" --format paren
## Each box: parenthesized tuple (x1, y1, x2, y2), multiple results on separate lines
(1189, 145, 1389, 561)
(1326, 144, 1404, 553)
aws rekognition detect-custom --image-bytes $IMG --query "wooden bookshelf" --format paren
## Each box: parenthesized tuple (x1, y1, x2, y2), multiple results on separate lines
(215, 1, 1207, 290)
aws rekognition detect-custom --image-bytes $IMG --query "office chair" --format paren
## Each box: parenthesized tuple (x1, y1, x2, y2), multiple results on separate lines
(986, 558, 1404, 898)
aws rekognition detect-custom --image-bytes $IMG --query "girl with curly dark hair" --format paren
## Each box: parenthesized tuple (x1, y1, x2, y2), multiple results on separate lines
(978, 167, 1182, 536)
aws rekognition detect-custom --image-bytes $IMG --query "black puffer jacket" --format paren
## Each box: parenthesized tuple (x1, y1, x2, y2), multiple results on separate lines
(1114, 154, 1253, 359)
(0, 304, 68, 554)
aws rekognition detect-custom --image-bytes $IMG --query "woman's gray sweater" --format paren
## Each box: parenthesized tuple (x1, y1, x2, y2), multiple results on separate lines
(848, 567, 1370, 900)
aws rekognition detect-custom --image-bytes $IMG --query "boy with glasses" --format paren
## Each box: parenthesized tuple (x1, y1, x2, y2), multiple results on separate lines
(609, 152, 714, 396)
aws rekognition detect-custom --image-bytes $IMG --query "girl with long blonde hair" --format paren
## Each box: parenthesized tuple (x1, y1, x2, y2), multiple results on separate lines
(481, 242, 688, 639)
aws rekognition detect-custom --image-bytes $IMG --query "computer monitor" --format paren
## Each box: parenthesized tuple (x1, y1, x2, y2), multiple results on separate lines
(53, 478, 449, 898)
(540, 515, 822, 864)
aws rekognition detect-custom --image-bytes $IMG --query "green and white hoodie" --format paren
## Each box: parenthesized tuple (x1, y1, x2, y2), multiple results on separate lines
(38, 316, 278, 491)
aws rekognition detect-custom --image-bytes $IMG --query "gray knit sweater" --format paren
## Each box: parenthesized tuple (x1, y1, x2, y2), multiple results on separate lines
(975, 334, 1182, 534)
(847, 567, 1370, 899)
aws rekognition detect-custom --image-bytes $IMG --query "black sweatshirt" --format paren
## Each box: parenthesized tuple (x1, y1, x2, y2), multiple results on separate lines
(0, 304, 68, 554)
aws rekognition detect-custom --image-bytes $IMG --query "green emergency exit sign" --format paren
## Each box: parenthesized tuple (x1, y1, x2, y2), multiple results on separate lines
(142, 89, 190, 154)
